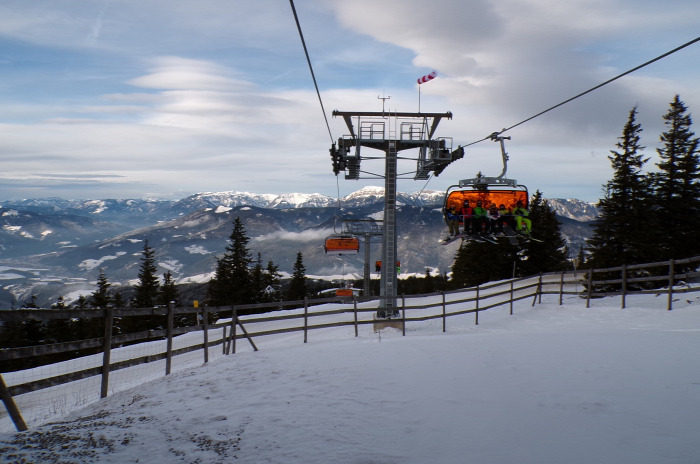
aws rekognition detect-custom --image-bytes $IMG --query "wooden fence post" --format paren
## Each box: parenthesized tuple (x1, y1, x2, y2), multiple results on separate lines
(510, 280, 514, 315)
(222, 325, 227, 355)
(303, 297, 308, 343)
(586, 269, 594, 308)
(532, 273, 542, 306)
(475, 285, 480, 325)
(441, 292, 446, 332)
(202, 305, 209, 364)
(0, 374, 27, 432)
(100, 306, 113, 399)
(353, 296, 358, 337)
(401, 295, 406, 336)
(165, 302, 174, 375)
(621, 264, 627, 309)
(231, 306, 238, 354)
(559, 271, 564, 305)
(668, 258, 675, 311)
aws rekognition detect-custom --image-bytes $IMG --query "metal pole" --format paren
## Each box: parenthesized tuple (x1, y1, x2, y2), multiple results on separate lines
(363, 232, 371, 296)
(379, 141, 398, 317)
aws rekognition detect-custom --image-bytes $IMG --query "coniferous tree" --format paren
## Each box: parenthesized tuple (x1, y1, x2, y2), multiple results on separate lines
(208, 217, 253, 306)
(73, 295, 88, 310)
(75, 269, 112, 341)
(250, 253, 265, 303)
(422, 268, 435, 294)
(160, 271, 179, 306)
(91, 269, 112, 309)
(518, 191, 570, 275)
(287, 251, 307, 300)
(51, 295, 66, 309)
(576, 245, 587, 270)
(588, 107, 653, 267)
(46, 296, 72, 344)
(450, 241, 518, 288)
(651, 95, 700, 260)
(21, 295, 45, 346)
(263, 260, 282, 303)
(132, 240, 160, 308)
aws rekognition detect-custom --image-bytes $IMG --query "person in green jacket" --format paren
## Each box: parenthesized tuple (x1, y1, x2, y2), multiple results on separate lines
(473, 200, 489, 234)
(512, 200, 531, 234)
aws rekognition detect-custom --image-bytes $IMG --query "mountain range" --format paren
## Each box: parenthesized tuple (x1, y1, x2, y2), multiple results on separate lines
(0, 186, 597, 308)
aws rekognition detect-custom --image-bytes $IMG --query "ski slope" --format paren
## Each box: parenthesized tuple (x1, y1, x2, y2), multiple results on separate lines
(1, 286, 699, 463)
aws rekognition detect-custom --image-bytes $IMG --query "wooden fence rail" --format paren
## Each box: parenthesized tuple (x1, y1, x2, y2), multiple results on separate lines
(1, 255, 699, 432)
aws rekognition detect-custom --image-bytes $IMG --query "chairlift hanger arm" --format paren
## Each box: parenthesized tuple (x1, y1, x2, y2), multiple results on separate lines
(490, 132, 511, 179)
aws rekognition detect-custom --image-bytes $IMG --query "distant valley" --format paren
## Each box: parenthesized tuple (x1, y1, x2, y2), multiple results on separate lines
(0, 187, 598, 308)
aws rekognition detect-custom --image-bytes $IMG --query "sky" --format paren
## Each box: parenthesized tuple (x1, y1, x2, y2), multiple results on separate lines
(1, 282, 699, 462)
(1, 1, 699, 203)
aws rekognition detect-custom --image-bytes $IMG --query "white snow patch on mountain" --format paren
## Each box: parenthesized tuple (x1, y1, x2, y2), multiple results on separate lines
(214, 205, 232, 213)
(3, 225, 21, 233)
(85, 200, 107, 214)
(0, 272, 24, 280)
(159, 260, 183, 274)
(177, 272, 215, 284)
(184, 245, 211, 255)
(78, 252, 127, 271)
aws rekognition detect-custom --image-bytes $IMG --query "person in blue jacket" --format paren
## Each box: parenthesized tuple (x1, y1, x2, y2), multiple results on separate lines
(446, 205, 461, 237)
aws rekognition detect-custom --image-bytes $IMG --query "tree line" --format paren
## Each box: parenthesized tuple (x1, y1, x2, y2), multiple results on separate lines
(585, 95, 700, 271)
(448, 95, 700, 288)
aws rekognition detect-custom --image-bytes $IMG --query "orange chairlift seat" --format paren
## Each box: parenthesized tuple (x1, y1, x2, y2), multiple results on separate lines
(324, 235, 360, 254)
(443, 134, 529, 226)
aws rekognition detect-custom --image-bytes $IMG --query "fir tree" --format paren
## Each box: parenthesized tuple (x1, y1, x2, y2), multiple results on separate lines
(132, 240, 160, 308)
(287, 251, 307, 300)
(652, 95, 700, 260)
(588, 107, 655, 267)
(208, 217, 253, 306)
(422, 268, 435, 294)
(160, 271, 179, 306)
(91, 269, 112, 309)
(250, 253, 265, 303)
(263, 260, 282, 303)
(51, 295, 66, 309)
(450, 241, 518, 288)
(518, 191, 570, 275)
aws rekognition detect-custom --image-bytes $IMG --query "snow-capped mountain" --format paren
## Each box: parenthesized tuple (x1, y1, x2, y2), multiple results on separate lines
(0, 189, 597, 308)
(546, 198, 599, 222)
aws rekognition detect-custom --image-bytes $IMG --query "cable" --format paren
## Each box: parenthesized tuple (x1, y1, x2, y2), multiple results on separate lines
(289, 0, 334, 144)
(463, 35, 700, 147)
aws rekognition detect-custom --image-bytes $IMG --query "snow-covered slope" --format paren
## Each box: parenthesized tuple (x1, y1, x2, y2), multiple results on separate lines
(1, 289, 697, 463)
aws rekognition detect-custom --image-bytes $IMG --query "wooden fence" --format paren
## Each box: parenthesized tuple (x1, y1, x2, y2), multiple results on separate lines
(1, 255, 699, 432)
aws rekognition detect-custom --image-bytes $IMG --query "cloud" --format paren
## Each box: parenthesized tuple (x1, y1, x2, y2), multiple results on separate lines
(0, 0, 698, 203)
(253, 229, 334, 243)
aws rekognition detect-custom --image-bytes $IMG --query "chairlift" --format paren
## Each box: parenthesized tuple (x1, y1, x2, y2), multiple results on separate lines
(324, 234, 360, 254)
(443, 134, 529, 225)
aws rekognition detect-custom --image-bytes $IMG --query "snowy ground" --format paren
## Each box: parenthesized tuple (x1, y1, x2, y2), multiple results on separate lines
(1, 290, 699, 463)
